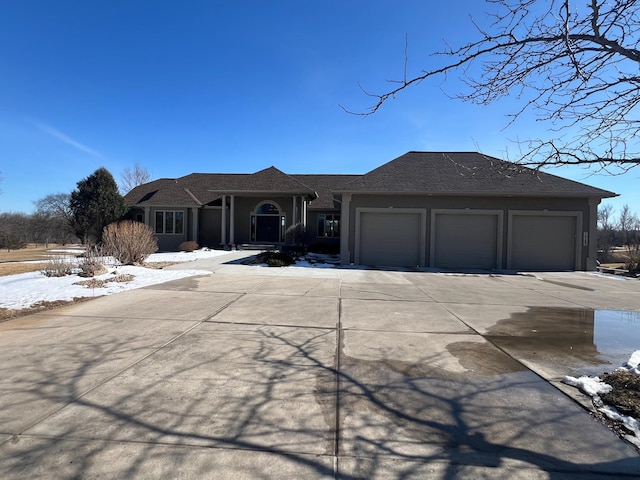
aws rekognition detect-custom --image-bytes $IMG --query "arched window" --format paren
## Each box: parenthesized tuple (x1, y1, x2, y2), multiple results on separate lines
(256, 202, 279, 215)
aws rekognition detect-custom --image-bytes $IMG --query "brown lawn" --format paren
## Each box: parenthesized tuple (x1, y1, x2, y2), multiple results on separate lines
(0, 244, 82, 277)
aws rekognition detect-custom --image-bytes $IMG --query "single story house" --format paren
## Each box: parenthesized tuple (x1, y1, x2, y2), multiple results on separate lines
(124, 151, 617, 271)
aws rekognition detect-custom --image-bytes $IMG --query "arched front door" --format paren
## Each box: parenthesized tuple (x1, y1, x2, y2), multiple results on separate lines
(251, 201, 285, 243)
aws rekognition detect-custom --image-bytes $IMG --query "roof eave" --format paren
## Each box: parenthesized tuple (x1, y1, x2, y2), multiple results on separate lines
(333, 189, 618, 198)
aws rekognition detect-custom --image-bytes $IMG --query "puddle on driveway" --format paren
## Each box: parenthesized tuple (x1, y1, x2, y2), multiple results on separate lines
(485, 307, 640, 377)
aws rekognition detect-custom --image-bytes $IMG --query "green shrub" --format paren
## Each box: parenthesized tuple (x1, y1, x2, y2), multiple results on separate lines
(102, 220, 158, 265)
(179, 241, 199, 252)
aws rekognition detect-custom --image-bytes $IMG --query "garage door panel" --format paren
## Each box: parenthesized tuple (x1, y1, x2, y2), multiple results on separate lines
(510, 215, 576, 271)
(433, 213, 498, 269)
(358, 212, 421, 267)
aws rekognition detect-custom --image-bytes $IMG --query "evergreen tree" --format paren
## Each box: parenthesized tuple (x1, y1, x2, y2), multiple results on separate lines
(69, 167, 127, 243)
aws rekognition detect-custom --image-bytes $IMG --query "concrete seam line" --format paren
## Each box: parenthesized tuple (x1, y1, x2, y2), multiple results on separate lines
(13, 295, 249, 436)
(334, 291, 343, 477)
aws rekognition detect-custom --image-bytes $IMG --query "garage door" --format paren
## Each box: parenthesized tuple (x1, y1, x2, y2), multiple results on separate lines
(510, 214, 577, 270)
(432, 213, 499, 269)
(357, 211, 422, 267)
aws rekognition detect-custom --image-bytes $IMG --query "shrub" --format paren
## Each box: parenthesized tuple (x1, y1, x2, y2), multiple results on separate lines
(41, 255, 74, 277)
(249, 251, 296, 267)
(284, 223, 312, 248)
(179, 241, 199, 252)
(78, 245, 109, 277)
(102, 220, 158, 265)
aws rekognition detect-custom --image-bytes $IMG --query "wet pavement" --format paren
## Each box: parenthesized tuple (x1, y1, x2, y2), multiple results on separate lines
(1, 253, 639, 479)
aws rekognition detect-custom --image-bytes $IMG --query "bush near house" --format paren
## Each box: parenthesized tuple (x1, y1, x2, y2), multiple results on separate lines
(179, 241, 199, 252)
(102, 220, 158, 265)
(284, 223, 313, 252)
(247, 251, 296, 267)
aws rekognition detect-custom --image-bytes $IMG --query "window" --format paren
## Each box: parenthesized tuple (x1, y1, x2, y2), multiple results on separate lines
(257, 202, 279, 214)
(317, 214, 340, 238)
(155, 210, 184, 234)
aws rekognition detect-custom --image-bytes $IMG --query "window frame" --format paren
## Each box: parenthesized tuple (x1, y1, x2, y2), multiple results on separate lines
(155, 210, 184, 235)
(317, 213, 340, 238)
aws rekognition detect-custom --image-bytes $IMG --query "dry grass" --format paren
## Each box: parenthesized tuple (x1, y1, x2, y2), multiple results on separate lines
(0, 244, 85, 321)
(0, 244, 82, 277)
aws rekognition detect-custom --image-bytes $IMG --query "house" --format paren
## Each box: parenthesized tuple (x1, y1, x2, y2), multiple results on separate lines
(124, 151, 617, 271)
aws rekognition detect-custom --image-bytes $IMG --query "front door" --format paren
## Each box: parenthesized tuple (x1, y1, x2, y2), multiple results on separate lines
(256, 216, 280, 243)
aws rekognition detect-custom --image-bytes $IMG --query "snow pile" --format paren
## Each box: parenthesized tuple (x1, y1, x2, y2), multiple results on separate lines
(562, 376, 612, 397)
(563, 350, 640, 448)
(622, 350, 640, 375)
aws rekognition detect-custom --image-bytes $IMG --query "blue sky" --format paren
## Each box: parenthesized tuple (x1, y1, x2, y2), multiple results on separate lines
(1, 1, 637, 216)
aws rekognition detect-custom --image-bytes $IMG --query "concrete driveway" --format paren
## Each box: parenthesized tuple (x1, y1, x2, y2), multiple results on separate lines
(1, 251, 640, 479)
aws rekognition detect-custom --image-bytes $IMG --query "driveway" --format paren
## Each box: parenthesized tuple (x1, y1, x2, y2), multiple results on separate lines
(1, 252, 639, 479)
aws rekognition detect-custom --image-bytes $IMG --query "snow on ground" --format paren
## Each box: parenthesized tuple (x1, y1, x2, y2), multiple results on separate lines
(0, 249, 232, 310)
(0, 249, 339, 310)
(564, 351, 640, 448)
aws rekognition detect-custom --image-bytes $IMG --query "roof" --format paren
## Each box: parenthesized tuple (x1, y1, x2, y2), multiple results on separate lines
(125, 151, 617, 208)
(125, 167, 319, 208)
(124, 178, 208, 207)
(338, 151, 617, 198)
(291, 174, 361, 209)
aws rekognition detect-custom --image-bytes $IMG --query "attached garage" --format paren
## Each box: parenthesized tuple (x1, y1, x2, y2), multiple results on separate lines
(355, 208, 426, 267)
(508, 212, 581, 271)
(431, 210, 502, 269)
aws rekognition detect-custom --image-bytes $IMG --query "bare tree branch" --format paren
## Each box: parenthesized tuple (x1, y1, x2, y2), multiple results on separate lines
(120, 163, 151, 194)
(345, 0, 640, 172)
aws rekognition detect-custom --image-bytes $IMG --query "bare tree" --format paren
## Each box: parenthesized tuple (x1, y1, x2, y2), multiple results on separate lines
(120, 162, 151, 194)
(618, 204, 640, 271)
(34, 193, 73, 223)
(597, 203, 615, 263)
(0, 212, 29, 251)
(348, 0, 640, 172)
(33, 193, 76, 245)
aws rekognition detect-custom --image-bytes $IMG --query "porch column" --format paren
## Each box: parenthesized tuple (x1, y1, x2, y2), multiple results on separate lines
(144, 207, 150, 225)
(292, 196, 298, 225)
(229, 195, 235, 245)
(192, 208, 199, 243)
(340, 193, 351, 265)
(302, 199, 308, 227)
(220, 195, 227, 246)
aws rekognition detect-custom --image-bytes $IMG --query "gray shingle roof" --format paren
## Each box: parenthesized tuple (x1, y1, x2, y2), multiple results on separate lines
(125, 151, 617, 208)
(338, 151, 617, 198)
(126, 167, 319, 207)
(291, 174, 361, 210)
(124, 178, 208, 207)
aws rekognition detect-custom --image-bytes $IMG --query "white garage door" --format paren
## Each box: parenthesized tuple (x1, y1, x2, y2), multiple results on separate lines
(510, 214, 577, 270)
(357, 211, 423, 267)
(432, 213, 499, 269)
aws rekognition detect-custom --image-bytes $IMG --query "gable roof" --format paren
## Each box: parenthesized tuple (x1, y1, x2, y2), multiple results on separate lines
(124, 178, 207, 207)
(125, 167, 319, 207)
(338, 151, 617, 198)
